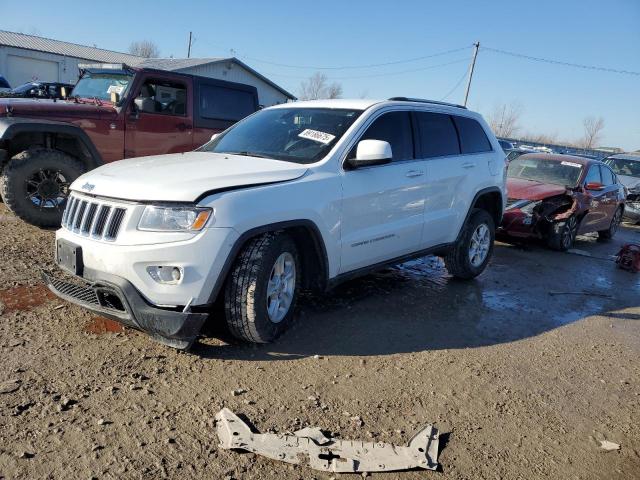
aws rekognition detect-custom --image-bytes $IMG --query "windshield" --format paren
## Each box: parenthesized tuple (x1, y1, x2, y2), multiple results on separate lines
(508, 156, 584, 187)
(605, 158, 640, 178)
(199, 107, 363, 164)
(71, 71, 133, 102)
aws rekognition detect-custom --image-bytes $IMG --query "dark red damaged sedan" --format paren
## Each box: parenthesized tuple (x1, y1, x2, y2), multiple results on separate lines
(500, 154, 625, 251)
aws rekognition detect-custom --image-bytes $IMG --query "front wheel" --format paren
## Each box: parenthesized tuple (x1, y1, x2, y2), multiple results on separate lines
(0, 148, 84, 227)
(445, 209, 495, 280)
(224, 232, 300, 343)
(547, 215, 579, 251)
(598, 206, 622, 240)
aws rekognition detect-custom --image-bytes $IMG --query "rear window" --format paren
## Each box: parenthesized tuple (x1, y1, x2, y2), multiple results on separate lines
(200, 85, 256, 121)
(415, 112, 460, 158)
(453, 116, 492, 154)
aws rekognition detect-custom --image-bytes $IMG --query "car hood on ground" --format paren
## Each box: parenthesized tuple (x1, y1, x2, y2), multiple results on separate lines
(507, 177, 569, 201)
(71, 152, 309, 202)
(617, 174, 640, 190)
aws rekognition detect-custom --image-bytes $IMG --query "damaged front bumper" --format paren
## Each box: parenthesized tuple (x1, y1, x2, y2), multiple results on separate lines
(624, 200, 640, 222)
(43, 268, 208, 349)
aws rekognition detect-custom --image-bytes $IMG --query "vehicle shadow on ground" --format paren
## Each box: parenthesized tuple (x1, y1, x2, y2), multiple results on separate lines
(193, 230, 640, 361)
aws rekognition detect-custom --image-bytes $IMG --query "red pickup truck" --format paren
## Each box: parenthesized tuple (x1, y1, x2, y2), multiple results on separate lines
(0, 64, 259, 227)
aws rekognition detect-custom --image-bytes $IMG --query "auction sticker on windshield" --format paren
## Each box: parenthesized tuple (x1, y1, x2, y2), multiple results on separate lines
(298, 129, 335, 145)
(561, 161, 582, 168)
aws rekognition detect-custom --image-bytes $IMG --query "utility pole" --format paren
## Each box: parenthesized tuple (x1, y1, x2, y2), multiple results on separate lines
(463, 41, 480, 107)
(187, 31, 193, 58)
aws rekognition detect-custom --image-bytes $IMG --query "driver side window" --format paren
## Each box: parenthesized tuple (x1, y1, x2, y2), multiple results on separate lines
(350, 111, 414, 162)
(584, 165, 601, 185)
(134, 80, 187, 116)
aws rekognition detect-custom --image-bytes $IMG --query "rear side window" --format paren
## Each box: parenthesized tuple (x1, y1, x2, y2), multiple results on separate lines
(453, 116, 492, 154)
(358, 111, 413, 161)
(601, 165, 615, 185)
(415, 112, 460, 158)
(200, 85, 256, 121)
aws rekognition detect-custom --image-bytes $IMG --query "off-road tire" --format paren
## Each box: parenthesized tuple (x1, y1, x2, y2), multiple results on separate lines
(224, 232, 300, 343)
(547, 215, 579, 251)
(598, 206, 622, 240)
(444, 208, 495, 280)
(0, 148, 84, 227)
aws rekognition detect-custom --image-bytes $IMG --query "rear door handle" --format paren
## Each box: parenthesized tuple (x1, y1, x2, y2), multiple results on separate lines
(462, 162, 476, 169)
(405, 170, 424, 178)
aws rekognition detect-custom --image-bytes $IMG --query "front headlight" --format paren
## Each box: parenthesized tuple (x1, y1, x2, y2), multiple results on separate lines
(138, 205, 213, 232)
(520, 200, 542, 215)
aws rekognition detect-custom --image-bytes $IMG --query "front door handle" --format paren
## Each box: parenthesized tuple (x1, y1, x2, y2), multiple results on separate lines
(405, 170, 424, 178)
(177, 123, 193, 131)
(462, 162, 476, 169)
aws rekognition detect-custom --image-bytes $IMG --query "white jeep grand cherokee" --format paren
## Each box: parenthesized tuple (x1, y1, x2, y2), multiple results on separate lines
(45, 98, 506, 349)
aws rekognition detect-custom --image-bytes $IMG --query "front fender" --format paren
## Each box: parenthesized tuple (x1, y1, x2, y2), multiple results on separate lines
(0, 116, 103, 168)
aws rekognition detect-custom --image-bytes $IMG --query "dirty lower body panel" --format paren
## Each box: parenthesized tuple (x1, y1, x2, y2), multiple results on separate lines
(215, 408, 439, 473)
(43, 268, 208, 349)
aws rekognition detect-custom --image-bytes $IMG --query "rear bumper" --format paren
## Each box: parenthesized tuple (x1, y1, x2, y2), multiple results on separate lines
(43, 268, 208, 349)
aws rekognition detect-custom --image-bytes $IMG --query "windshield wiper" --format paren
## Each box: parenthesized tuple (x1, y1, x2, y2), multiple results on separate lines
(221, 151, 274, 159)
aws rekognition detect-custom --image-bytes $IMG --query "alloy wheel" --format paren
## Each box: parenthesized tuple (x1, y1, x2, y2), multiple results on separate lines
(468, 223, 491, 267)
(266, 252, 296, 323)
(24, 169, 69, 209)
(562, 216, 578, 250)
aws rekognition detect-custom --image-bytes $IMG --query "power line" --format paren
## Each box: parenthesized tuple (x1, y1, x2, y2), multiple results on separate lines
(482, 46, 640, 76)
(261, 58, 469, 81)
(440, 67, 469, 101)
(240, 45, 471, 70)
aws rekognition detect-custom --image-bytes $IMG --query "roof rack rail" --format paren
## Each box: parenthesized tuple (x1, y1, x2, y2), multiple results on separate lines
(388, 97, 467, 110)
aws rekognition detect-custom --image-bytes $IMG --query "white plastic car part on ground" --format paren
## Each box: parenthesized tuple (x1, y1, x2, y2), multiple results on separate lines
(215, 408, 440, 473)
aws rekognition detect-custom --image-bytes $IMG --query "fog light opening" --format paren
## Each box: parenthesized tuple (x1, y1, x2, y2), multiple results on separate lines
(147, 266, 184, 285)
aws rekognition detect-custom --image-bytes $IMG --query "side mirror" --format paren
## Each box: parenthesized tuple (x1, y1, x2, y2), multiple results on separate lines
(110, 91, 120, 103)
(347, 140, 392, 169)
(585, 181, 604, 191)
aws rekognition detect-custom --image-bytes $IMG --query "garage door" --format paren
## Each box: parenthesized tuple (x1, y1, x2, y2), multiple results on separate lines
(6, 55, 59, 87)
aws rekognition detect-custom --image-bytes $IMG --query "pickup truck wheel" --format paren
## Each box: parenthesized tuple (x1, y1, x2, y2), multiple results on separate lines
(0, 149, 84, 227)
(224, 232, 300, 343)
(444, 208, 495, 280)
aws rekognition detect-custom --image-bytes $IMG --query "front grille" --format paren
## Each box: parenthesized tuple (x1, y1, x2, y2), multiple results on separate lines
(45, 273, 128, 314)
(48, 275, 100, 306)
(62, 194, 128, 241)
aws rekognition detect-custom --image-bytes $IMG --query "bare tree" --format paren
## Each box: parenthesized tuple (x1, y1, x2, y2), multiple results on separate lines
(487, 102, 523, 138)
(580, 116, 605, 149)
(298, 72, 343, 100)
(128, 40, 160, 58)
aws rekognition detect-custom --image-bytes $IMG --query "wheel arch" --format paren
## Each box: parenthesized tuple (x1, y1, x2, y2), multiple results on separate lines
(206, 219, 330, 305)
(458, 187, 503, 241)
(0, 119, 103, 171)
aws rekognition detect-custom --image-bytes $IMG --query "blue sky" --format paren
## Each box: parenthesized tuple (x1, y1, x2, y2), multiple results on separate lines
(2, 0, 639, 149)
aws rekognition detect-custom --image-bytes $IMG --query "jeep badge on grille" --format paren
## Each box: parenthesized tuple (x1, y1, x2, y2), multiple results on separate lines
(82, 182, 95, 192)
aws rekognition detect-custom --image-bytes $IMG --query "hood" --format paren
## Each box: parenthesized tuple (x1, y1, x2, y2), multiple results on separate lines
(71, 152, 309, 202)
(507, 177, 568, 201)
(0, 97, 114, 118)
(617, 174, 640, 191)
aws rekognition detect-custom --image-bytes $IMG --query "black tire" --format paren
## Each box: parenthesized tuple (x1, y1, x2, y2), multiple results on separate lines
(444, 208, 495, 280)
(547, 215, 579, 251)
(0, 148, 84, 227)
(224, 232, 300, 343)
(598, 206, 622, 240)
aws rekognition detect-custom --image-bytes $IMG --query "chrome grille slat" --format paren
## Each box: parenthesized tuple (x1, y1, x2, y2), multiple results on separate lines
(61, 193, 128, 241)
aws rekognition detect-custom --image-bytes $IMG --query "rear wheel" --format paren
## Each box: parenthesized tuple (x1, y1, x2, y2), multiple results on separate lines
(598, 206, 622, 240)
(547, 215, 578, 251)
(0, 148, 84, 227)
(445, 209, 495, 279)
(224, 232, 300, 343)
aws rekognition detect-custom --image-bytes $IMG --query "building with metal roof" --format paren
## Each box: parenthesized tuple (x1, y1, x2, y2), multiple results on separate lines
(0, 30, 295, 105)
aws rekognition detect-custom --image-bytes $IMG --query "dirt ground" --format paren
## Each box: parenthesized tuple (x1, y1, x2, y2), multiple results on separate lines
(1, 202, 639, 480)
